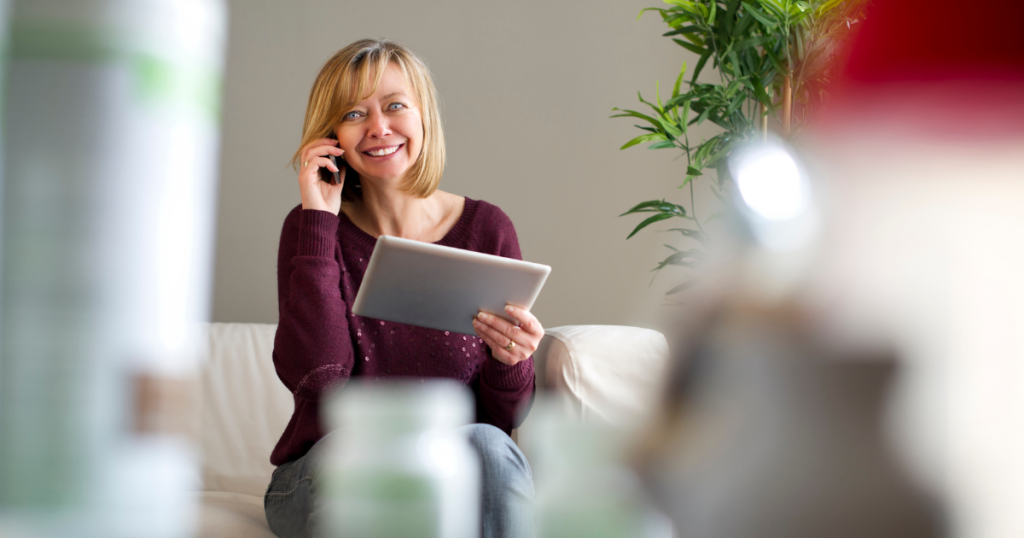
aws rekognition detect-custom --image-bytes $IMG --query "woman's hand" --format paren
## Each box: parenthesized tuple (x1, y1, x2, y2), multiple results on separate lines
(473, 305, 543, 366)
(298, 137, 346, 214)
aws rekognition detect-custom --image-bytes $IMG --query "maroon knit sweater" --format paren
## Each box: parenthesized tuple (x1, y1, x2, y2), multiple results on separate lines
(270, 197, 536, 466)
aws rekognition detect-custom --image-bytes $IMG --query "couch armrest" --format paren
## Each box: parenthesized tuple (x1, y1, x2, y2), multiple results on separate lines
(529, 325, 670, 425)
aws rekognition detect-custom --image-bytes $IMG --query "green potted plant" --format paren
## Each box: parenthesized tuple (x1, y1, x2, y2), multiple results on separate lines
(615, 0, 867, 294)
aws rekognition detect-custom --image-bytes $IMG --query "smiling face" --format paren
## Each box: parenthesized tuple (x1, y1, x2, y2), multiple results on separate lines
(335, 61, 424, 188)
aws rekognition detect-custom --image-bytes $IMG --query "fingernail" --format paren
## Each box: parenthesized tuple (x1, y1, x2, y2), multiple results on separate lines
(505, 305, 514, 313)
(478, 313, 488, 321)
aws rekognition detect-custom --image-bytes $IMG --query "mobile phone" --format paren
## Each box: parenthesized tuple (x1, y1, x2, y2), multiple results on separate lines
(318, 134, 346, 185)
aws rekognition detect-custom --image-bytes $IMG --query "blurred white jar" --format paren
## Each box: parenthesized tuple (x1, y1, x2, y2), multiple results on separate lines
(319, 379, 481, 538)
(528, 399, 672, 538)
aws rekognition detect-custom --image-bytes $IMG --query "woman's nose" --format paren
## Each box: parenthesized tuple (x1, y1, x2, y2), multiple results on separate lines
(366, 109, 392, 139)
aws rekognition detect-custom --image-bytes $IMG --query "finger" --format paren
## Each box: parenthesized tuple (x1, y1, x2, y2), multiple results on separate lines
(303, 156, 339, 174)
(502, 305, 543, 337)
(475, 317, 534, 360)
(475, 312, 528, 347)
(303, 146, 345, 163)
(316, 156, 340, 172)
(474, 325, 516, 365)
(306, 145, 345, 158)
(472, 316, 519, 350)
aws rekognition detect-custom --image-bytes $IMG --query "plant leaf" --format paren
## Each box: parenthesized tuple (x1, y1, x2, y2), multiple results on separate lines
(648, 140, 677, 149)
(691, 49, 712, 84)
(723, 0, 742, 35)
(734, 9, 757, 35)
(620, 132, 666, 150)
(709, 184, 729, 204)
(662, 25, 702, 36)
(610, 108, 661, 126)
(620, 199, 688, 217)
(637, 6, 663, 20)
(637, 90, 661, 113)
(704, 211, 727, 224)
(626, 213, 675, 239)
(672, 61, 687, 99)
(665, 227, 709, 245)
(696, 105, 712, 125)
(763, 44, 787, 74)
(652, 248, 706, 271)
(666, 278, 701, 295)
(733, 35, 771, 52)
(745, 4, 777, 27)
(672, 38, 707, 56)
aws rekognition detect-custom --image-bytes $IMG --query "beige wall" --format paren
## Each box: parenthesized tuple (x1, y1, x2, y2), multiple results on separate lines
(211, 0, 720, 331)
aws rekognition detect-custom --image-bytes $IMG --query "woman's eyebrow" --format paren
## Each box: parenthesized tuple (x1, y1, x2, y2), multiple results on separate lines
(351, 91, 408, 107)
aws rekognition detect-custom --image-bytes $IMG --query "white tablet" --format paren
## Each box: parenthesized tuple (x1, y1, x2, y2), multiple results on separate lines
(351, 235, 551, 335)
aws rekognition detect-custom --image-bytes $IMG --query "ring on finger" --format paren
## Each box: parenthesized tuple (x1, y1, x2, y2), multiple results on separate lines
(504, 340, 515, 352)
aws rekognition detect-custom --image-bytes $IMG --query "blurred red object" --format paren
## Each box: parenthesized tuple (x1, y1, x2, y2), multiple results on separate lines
(822, 0, 1024, 138)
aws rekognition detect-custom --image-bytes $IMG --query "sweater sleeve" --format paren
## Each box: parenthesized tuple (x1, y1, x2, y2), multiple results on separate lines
(272, 205, 355, 401)
(475, 208, 536, 433)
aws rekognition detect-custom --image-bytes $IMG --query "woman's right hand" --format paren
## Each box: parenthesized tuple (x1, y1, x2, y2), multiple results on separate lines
(298, 137, 346, 214)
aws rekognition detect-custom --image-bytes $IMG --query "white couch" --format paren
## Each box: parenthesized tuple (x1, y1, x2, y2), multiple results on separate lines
(196, 322, 670, 538)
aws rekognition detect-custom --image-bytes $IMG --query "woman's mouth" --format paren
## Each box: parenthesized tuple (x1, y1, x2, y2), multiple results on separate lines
(362, 144, 404, 159)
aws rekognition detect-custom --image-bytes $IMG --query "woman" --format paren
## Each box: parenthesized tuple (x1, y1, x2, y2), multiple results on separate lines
(263, 39, 541, 538)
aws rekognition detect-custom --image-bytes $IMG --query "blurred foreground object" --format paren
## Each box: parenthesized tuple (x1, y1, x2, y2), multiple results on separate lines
(0, 0, 227, 537)
(801, 0, 1024, 536)
(728, 137, 818, 253)
(319, 380, 480, 538)
(528, 398, 672, 538)
(636, 304, 942, 538)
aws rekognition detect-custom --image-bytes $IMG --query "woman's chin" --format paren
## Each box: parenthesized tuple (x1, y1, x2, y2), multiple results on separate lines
(352, 165, 413, 187)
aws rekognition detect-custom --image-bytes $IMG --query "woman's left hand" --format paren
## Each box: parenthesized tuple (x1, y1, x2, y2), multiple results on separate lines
(473, 305, 543, 366)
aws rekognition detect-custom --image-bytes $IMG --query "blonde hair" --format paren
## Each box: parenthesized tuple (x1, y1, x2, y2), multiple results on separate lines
(291, 38, 445, 200)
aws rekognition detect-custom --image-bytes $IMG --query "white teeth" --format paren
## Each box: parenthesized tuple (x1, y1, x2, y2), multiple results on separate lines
(367, 145, 400, 156)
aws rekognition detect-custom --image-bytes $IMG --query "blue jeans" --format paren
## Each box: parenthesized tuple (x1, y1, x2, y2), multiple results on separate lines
(264, 423, 534, 538)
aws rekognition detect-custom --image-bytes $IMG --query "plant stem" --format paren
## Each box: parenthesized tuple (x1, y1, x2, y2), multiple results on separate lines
(782, 75, 792, 136)
(760, 101, 768, 141)
(691, 177, 705, 237)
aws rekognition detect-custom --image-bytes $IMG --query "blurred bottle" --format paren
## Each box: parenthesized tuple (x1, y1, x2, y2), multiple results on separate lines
(0, 0, 227, 537)
(529, 398, 673, 538)
(636, 305, 944, 538)
(319, 379, 481, 538)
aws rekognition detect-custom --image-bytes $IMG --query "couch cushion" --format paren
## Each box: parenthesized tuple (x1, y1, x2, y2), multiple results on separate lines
(200, 322, 292, 498)
(197, 492, 276, 538)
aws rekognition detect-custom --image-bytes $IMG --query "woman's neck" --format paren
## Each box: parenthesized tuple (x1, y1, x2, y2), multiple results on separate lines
(346, 178, 444, 242)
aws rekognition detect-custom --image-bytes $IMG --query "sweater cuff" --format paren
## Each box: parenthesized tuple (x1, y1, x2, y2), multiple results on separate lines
(298, 209, 339, 258)
(483, 356, 534, 390)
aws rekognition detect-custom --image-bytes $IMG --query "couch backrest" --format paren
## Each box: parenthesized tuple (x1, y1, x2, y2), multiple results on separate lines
(200, 322, 292, 498)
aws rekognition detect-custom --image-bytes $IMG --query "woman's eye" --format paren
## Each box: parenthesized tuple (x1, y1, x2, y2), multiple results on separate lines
(388, 102, 405, 111)
(343, 111, 361, 121)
